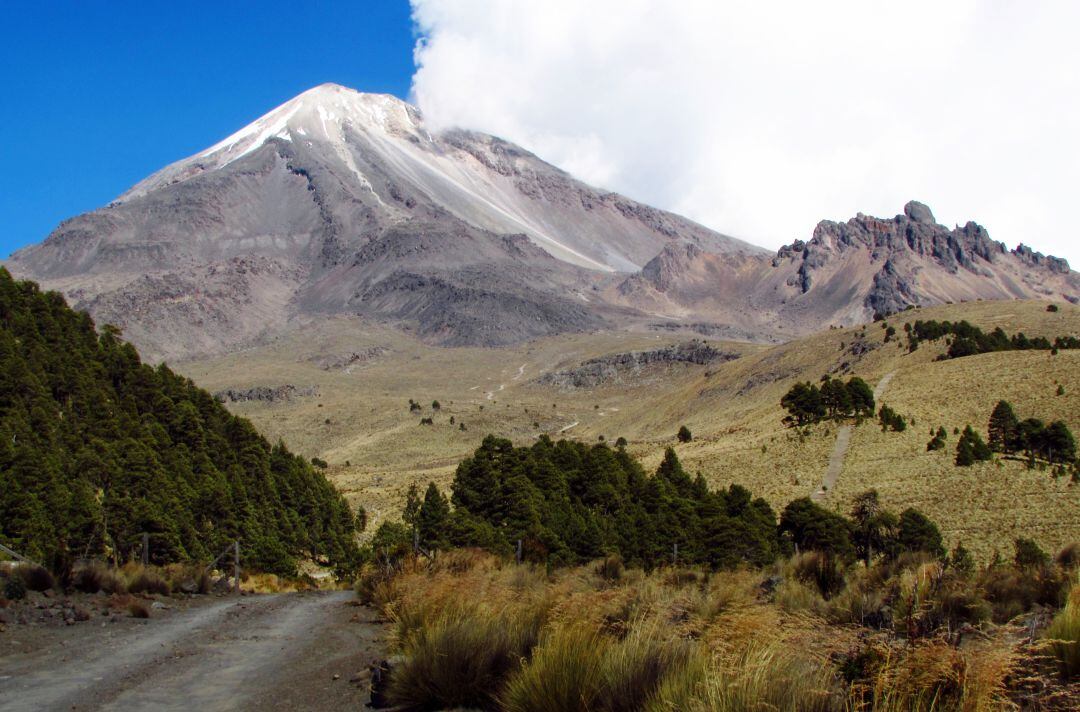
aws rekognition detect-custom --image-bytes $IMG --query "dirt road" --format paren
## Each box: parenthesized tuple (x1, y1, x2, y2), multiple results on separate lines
(0, 591, 384, 712)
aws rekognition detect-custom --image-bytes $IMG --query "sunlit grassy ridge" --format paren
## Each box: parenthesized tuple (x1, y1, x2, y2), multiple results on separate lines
(179, 300, 1079, 559)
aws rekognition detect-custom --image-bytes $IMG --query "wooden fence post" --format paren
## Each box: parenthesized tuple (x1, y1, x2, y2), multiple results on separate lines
(233, 541, 240, 594)
(672, 543, 678, 567)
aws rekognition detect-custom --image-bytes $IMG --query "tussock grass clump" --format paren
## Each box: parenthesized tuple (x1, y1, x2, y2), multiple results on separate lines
(389, 603, 544, 710)
(125, 566, 171, 596)
(597, 619, 697, 711)
(372, 548, 1075, 710)
(595, 554, 625, 583)
(502, 623, 607, 712)
(502, 619, 696, 712)
(656, 639, 837, 712)
(774, 576, 827, 616)
(855, 637, 1017, 712)
(163, 563, 210, 594)
(1045, 582, 1080, 680)
(792, 551, 846, 599)
(73, 562, 127, 594)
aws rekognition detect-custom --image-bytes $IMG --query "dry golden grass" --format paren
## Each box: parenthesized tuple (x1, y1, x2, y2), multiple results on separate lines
(370, 552, 1045, 711)
(177, 300, 1079, 557)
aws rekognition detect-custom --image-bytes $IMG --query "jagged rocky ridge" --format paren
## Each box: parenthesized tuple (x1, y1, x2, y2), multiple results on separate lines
(611, 201, 1077, 337)
(4, 82, 1076, 360)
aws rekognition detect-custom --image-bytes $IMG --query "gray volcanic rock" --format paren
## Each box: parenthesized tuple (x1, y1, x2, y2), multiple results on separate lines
(6, 84, 756, 361)
(537, 341, 739, 389)
(611, 201, 1078, 336)
(214, 385, 319, 403)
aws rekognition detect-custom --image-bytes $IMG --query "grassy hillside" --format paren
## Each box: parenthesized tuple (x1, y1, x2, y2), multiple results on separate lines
(179, 300, 1078, 560)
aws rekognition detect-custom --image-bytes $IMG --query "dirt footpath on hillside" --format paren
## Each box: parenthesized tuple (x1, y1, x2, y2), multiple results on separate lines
(0, 591, 385, 712)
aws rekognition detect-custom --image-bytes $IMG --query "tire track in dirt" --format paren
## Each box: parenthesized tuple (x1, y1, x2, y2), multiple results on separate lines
(0, 591, 380, 712)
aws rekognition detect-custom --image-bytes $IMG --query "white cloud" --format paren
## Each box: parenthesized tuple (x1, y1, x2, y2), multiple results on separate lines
(410, 0, 1080, 267)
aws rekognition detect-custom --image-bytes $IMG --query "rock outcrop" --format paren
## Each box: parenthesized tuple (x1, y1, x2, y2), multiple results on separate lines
(537, 341, 739, 389)
(213, 385, 319, 404)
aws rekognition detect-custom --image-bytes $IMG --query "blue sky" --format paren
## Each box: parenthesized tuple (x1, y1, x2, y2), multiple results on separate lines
(1, 1, 415, 258)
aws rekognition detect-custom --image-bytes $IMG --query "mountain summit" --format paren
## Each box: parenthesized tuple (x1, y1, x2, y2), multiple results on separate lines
(6, 84, 754, 360)
(5, 84, 1077, 361)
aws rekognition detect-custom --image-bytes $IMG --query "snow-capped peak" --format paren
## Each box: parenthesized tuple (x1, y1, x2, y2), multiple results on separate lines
(119, 84, 422, 201)
(197, 83, 421, 165)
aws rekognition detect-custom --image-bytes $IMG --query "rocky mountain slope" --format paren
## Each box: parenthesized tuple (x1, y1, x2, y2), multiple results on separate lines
(5, 84, 1077, 361)
(612, 201, 1078, 336)
(4, 84, 753, 361)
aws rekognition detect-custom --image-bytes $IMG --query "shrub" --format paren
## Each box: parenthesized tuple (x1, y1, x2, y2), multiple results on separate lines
(792, 551, 846, 599)
(1047, 304, 1059, 312)
(878, 405, 906, 432)
(677, 426, 692, 443)
(897, 508, 945, 559)
(1056, 543, 1080, 570)
(779, 498, 855, 560)
(1014, 538, 1049, 569)
(18, 564, 55, 592)
(4, 574, 27, 600)
(128, 600, 151, 618)
(596, 554, 625, 583)
(926, 426, 947, 451)
(948, 542, 975, 577)
(980, 564, 1068, 622)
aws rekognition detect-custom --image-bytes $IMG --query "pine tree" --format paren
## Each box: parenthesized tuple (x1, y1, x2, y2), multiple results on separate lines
(417, 482, 451, 549)
(1014, 537, 1049, 568)
(402, 484, 422, 531)
(897, 508, 944, 558)
(956, 425, 991, 466)
(677, 425, 692, 443)
(987, 400, 1019, 453)
(948, 541, 975, 576)
(846, 377, 876, 417)
(1044, 421, 1076, 464)
(0, 268, 359, 577)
